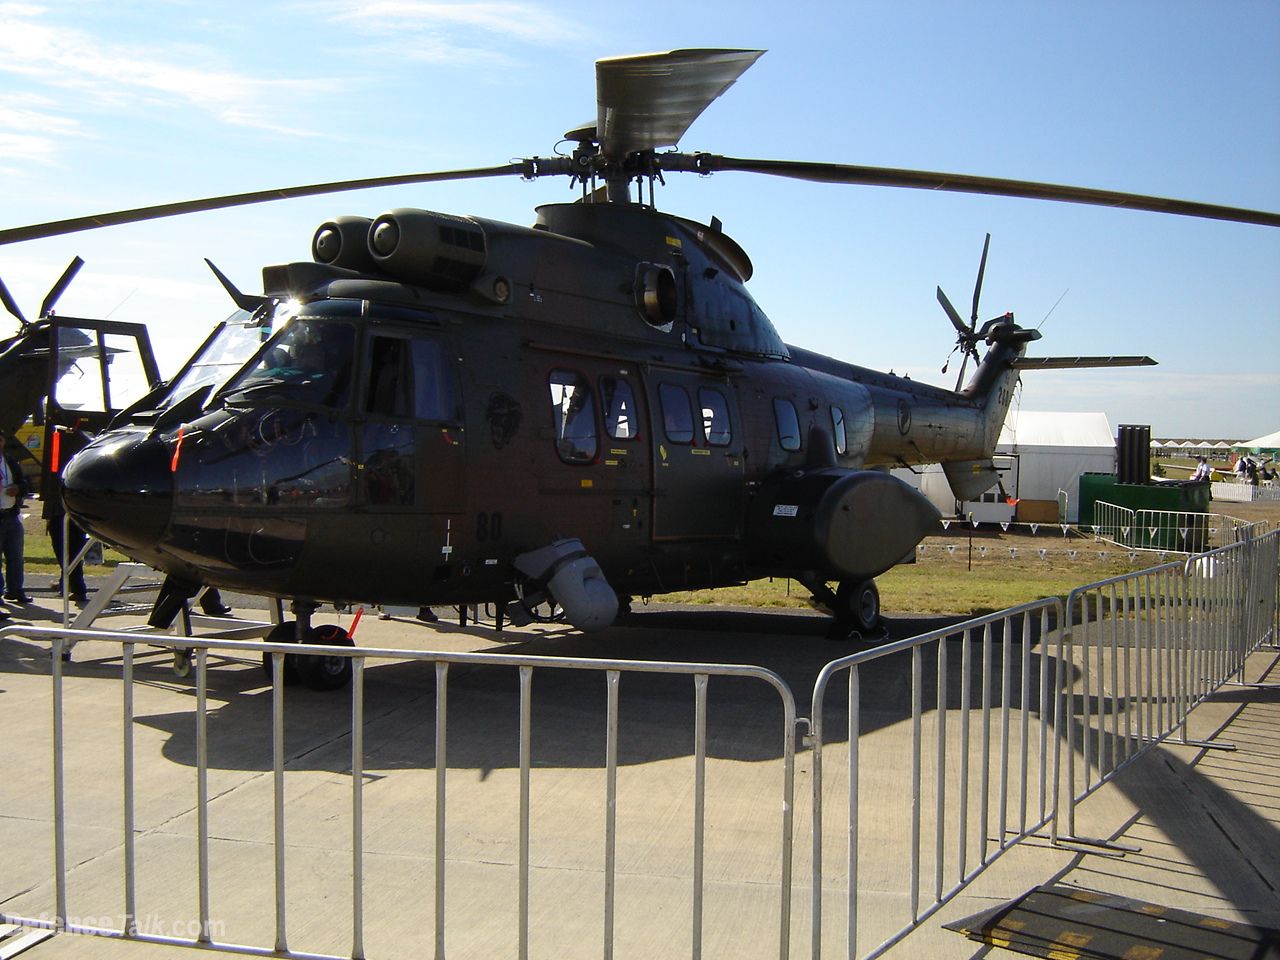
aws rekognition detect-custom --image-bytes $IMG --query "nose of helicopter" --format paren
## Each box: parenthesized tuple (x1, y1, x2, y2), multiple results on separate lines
(61, 430, 174, 551)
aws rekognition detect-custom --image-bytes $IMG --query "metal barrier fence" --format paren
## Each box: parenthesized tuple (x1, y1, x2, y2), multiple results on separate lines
(0, 628, 798, 960)
(1091, 501, 1266, 554)
(1055, 527, 1280, 845)
(807, 600, 1062, 959)
(805, 528, 1280, 959)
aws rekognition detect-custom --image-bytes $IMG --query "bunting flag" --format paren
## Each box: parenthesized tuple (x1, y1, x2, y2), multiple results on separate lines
(971, 519, 980, 528)
(1000, 522, 1010, 532)
(978, 545, 988, 557)
(942, 520, 952, 530)
(1030, 523, 1040, 534)
(1061, 525, 1070, 535)
(946, 544, 957, 555)
(1038, 548, 1048, 559)
(1009, 548, 1018, 558)
(1068, 550, 1078, 560)
(1128, 552, 1139, 562)
(1121, 526, 1131, 539)
(1179, 527, 1188, 540)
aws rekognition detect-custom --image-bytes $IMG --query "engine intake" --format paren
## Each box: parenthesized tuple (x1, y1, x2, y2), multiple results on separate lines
(366, 208, 488, 290)
(311, 216, 377, 273)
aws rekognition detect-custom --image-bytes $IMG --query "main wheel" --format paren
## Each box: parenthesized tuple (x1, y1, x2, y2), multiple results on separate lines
(835, 579, 881, 633)
(296, 623, 354, 692)
(261, 621, 302, 685)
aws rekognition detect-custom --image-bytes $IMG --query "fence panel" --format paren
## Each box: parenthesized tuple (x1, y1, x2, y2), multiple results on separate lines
(807, 600, 1062, 959)
(1056, 529, 1280, 842)
(0, 628, 798, 960)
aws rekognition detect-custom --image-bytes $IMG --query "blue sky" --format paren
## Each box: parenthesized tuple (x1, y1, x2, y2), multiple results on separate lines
(2, 1, 1277, 440)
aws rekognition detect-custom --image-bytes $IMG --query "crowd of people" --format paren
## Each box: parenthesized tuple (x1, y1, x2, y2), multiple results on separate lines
(1187, 452, 1276, 485)
(1234, 453, 1276, 486)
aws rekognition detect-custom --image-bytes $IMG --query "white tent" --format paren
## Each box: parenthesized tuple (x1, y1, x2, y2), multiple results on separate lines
(1236, 429, 1280, 454)
(909, 410, 1115, 522)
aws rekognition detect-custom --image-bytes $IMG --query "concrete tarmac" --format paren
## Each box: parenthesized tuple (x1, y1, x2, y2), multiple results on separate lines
(1, 588, 1278, 959)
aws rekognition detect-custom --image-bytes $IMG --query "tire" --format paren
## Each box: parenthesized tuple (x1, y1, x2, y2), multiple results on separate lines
(296, 623, 354, 692)
(836, 579, 881, 633)
(262, 621, 302, 685)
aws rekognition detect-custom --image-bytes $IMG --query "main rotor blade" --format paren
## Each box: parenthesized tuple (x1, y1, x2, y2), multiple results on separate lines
(0, 163, 529, 246)
(40, 256, 84, 318)
(596, 48, 764, 159)
(695, 156, 1280, 228)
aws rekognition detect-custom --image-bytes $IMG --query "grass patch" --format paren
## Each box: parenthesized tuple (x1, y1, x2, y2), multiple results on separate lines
(651, 550, 1148, 617)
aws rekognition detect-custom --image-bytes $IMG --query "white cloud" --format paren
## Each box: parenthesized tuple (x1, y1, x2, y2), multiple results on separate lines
(325, 1, 582, 45)
(0, 6, 331, 132)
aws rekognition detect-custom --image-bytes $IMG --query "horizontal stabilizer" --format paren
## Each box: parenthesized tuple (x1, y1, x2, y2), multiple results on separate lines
(1013, 355, 1156, 370)
(943, 459, 1001, 502)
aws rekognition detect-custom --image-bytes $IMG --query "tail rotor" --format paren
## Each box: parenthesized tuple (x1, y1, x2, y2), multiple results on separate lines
(938, 233, 991, 391)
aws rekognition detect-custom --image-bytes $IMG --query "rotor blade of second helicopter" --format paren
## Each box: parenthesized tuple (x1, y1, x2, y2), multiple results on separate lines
(700, 156, 1280, 228)
(0, 163, 529, 246)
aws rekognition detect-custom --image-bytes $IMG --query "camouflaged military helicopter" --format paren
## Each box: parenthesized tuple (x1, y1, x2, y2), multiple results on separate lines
(3, 48, 1277, 689)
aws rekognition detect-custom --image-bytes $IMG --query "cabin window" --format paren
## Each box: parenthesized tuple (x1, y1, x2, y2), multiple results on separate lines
(831, 405, 847, 455)
(365, 334, 460, 421)
(659, 383, 695, 444)
(548, 370, 597, 463)
(699, 387, 732, 446)
(600, 377, 638, 440)
(773, 398, 801, 452)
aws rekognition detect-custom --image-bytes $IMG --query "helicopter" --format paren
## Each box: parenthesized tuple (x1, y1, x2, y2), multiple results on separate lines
(2, 48, 1277, 690)
(0, 258, 162, 483)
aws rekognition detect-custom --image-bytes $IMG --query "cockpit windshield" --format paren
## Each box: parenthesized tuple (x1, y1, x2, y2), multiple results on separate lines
(161, 310, 274, 407)
(219, 317, 357, 410)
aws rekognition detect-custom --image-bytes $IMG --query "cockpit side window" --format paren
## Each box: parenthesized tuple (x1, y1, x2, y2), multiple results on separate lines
(364, 333, 461, 422)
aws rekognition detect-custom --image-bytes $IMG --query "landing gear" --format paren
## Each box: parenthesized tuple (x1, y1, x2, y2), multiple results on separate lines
(296, 623, 354, 691)
(260, 600, 353, 691)
(801, 574, 884, 640)
(261, 620, 354, 691)
(835, 579, 881, 634)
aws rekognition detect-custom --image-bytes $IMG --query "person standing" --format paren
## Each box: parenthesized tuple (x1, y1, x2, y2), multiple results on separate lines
(0, 431, 33, 605)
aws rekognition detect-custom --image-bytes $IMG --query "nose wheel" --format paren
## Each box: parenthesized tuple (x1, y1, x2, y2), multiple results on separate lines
(261, 617, 354, 691)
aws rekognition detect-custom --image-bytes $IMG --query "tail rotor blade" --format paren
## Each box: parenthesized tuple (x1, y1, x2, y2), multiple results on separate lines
(970, 233, 990, 326)
(954, 350, 970, 392)
(937, 286, 967, 335)
(40, 256, 84, 318)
